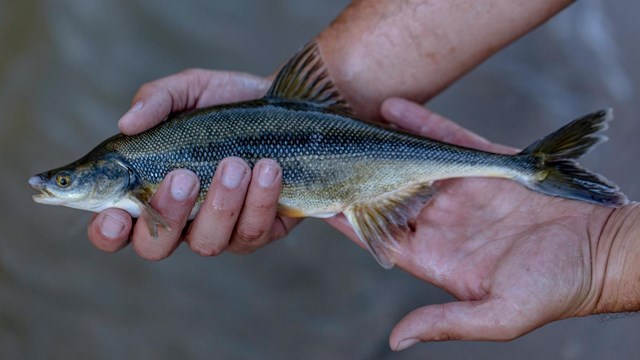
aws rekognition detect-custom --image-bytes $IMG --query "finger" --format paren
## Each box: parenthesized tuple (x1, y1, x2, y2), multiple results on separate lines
(118, 70, 271, 136)
(131, 169, 200, 261)
(194, 71, 271, 106)
(381, 98, 516, 154)
(324, 214, 364, 248)
(118, 69, 213, 135)
(87, 209, 132, 253)
(390, 298, 529, 351)
(227, 159, 282, 254)
(186, 158, 251, 256)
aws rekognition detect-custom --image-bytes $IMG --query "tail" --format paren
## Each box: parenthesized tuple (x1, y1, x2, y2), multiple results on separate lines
(519, 109, 628, 207)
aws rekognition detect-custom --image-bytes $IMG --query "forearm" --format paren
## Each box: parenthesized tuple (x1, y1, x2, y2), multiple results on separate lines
(316, 0, 574, 120)
(592, 203, 640, 314)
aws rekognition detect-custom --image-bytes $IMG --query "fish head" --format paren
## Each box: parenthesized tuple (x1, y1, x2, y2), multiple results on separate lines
(29, 156, 133, 212)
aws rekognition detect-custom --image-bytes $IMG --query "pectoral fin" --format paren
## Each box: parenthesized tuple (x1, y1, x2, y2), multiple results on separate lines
(130, 187, 171, 238)
(344, 183, 435, 269)
(140, 202, 170, 238)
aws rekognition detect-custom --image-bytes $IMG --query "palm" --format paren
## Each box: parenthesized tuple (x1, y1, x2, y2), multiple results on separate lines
(399, 177, 598, 320)
(328, 98, 614, 346)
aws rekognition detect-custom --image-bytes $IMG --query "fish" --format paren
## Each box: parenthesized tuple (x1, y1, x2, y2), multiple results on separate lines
(29, 41, 628, 269)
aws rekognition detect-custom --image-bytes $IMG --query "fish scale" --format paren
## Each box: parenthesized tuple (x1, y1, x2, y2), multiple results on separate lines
(108, 102, 513, 209)
(30, 41, 627, 269)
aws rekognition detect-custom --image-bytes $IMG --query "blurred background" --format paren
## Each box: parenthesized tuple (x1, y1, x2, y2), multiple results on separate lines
(1, 0, 639, 359)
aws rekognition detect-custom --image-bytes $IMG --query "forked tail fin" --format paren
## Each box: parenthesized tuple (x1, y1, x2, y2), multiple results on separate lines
(520, 109, 628, 207)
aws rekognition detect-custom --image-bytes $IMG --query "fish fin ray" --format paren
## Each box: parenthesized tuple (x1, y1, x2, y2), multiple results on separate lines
(520, 109, 628, 206)
(131, 187, 171, 238)
(278, 204, 339, 218)
(522, 109, 611, 159)
(264, 41, 353, 115)
(344, 183, 436, 269)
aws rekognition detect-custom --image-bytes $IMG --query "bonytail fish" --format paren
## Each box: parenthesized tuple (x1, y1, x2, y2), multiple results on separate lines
(29, 42, 628, 268)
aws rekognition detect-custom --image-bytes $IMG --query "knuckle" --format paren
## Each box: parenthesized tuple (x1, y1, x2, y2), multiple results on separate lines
(245, 193, 278, 213)
(188, 235, 225, 257)
(246, 200, 271, 213)
(235, 224, 268, 244)
(137, 82, 158, 96)
(209, 200, 238, 218)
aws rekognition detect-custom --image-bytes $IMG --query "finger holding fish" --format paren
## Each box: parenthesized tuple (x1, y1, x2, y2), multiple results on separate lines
(88, 69, 273, 257)
(226, 159, 284, 254)
(186, 157, 252, 256)
(130, 169, 200, 261)
(381, 98, 516, 154)
(88, 209, 132, 253)
(118, 69, 270, 136)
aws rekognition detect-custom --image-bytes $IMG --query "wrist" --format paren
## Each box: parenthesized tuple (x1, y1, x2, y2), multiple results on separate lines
(590, 203, 640, 315)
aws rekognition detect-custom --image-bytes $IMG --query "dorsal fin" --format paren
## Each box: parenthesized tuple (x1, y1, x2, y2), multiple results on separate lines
(265, 41, 353, 115)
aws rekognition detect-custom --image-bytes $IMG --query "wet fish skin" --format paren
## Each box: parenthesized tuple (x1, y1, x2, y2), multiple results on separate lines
(94, 99, 538, 218)
(29, 42, 628, 268)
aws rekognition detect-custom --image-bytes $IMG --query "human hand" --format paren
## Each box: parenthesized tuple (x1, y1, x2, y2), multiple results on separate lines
(88, 69, 300, 259)
(326, 98, 617, 350)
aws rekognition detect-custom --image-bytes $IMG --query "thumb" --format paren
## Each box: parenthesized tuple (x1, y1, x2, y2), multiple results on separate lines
(390, 298, 530, 351)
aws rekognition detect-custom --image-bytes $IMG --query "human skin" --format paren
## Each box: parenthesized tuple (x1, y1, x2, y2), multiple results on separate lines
(84, 0, 640, 350)
(88, 0, 575, 260)
(317, 0, 574, 120)
(326, 97, 640, 350)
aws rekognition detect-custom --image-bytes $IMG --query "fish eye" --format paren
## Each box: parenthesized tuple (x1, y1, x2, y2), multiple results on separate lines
(55, 173, 72, 188)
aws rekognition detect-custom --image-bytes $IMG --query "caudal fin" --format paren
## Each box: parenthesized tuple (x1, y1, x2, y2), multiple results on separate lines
(520, 109, 628, 207)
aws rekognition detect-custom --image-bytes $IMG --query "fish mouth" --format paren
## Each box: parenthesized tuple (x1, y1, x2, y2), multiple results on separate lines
(32, 193, 58, 204)
(28, 175, 60, 205)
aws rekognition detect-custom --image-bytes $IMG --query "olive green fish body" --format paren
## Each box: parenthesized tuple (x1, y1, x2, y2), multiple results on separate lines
(30, 42, 628, 269)
(103, 100, 526, 217)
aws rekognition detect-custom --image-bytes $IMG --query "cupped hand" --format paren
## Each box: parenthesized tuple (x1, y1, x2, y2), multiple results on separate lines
(88, 69, 301, 259)
(326, 98, 615, 350)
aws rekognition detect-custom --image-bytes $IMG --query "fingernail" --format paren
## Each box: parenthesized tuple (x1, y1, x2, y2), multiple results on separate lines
(170, 172, 197, 201)
(129, 101, 144, 113)
(395, 338, 419, 351)
(258, 162, 278, 188)
(221, 161, 246, 189)
(100, 214, 125, 239)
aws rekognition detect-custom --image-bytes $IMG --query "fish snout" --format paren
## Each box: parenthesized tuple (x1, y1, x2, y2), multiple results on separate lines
(28, 175, 46, 191)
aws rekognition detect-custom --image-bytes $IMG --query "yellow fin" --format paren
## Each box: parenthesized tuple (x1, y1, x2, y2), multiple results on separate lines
(277, 203, 308, 218)
(264, 41, 353, 115)
(344, 183, 435, 269)
(277, 203, 338, 219)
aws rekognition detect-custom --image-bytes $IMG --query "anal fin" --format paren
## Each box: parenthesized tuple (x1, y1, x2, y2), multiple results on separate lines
(344, 183, 435, 269)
